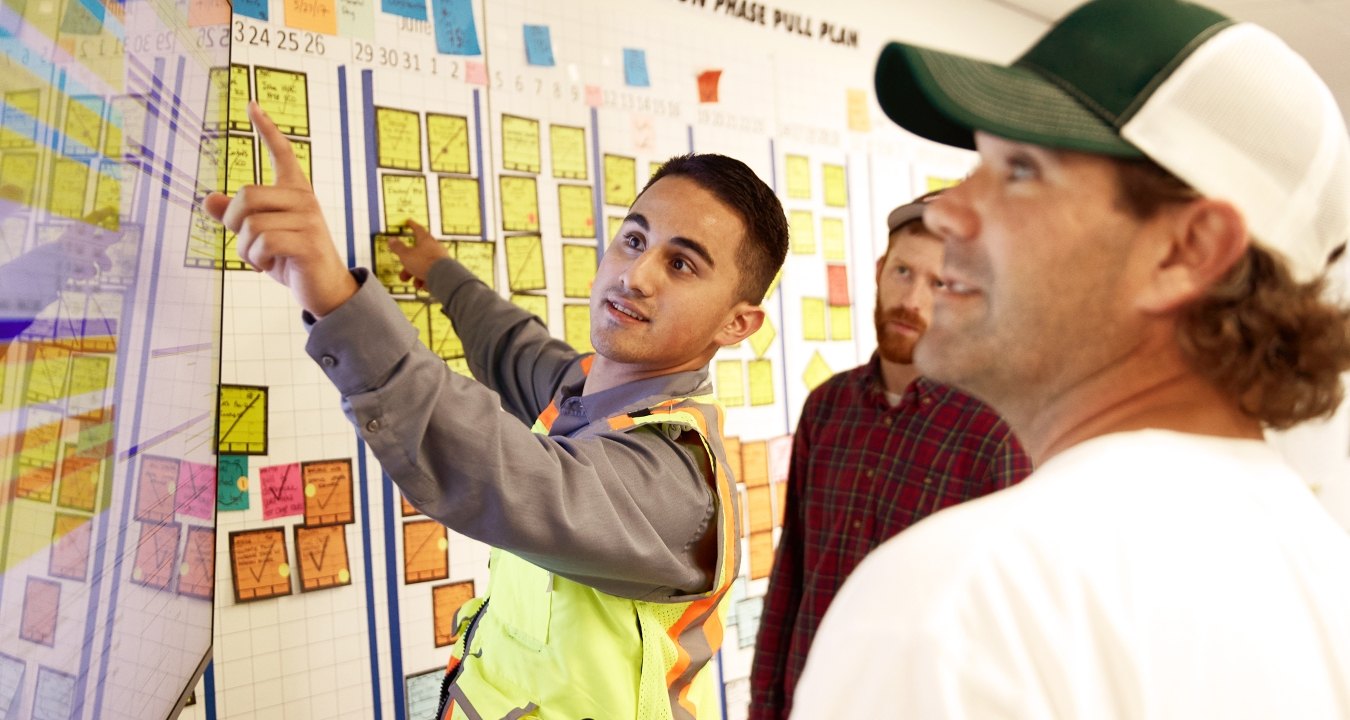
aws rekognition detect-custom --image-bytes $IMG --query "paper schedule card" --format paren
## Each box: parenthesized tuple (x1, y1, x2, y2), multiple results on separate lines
(558, 184, 595, 239)
(134, 455, 180, 523)
(500, 114, 541, 173)
(511, 293, 548, 323)
(550, 125, 586, 179)
(20, 578, 61, 646)
(748, 359, 775, 406)
(561, 244, 596, 298)
(789, 210, 815, 255)
(178, 525, 217, 600)
(438, 176, 481, 236)
(376, 106, 423, 171)
(499, 176, 539, 232)
(230, 527, 292, 602)
(740, 440, 769, 487)
(225, 134, 256, 193)
(176, 460, 217, 520)
(747, 484, 773, 533)
(454, 240, 496, 289)
(432, 580, 476, 647)
(259, 137, 312, 185)
(785, 154, 810, 199)
(715, 360, 745, 407)
(217, 384, 268, 455)
(56, 445, 100, 512)
(801, 298, 827, 341)
(131, 520, 180, 590)
(294, 524, 351, 592)
(260, 462, 305, 520)
(428, 300, 464, 359)
(821, 217, 846, 261)
(563, 304, 593, 353)
(403, 520, 450, 584)
(749, 530, 774, 580)
(603, 154, 637, 208)
(829, 306, 853, 341)
(302, 458, 354, 525)
(372, 234, 417, 295)
(381, 174, 431, 233)
(254, 66, 310, 136)
(49, 514, 92, 581)
(506, 235, 546, 291)
(823, 163, 847, 207)
(427, 113, 470, 174)
(217, 455, 250, 511)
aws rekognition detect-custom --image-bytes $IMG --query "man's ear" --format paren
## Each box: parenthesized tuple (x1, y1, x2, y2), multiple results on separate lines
(1136, 198, 1249, 314)
(714, 301, 765, 347)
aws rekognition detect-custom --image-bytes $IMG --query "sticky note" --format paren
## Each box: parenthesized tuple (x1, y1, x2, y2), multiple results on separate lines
(749, 316, 776, 358)
(62, 95, 103, 158)
(371, 234, 414, 295)
(926, 175, 961, 192)
(195, 133, 225, 193)
(821, 217, 846, 261)
(20, 578, 61, 645)
(338, 0, 373, 38)
(789, 210, 815, 255)
(585, 84, 603, 107)
(176, 461, 217, 520)
(0, 656, 25, 714)
(524, 24, 554, 67)
(295, 524, 351, 591)
(259, 137, 312, 185)
(741, 440, 769, 487)
(235, 0, 269, 21)
(32, 668, 76, 720)
(847, 88, 871, 132)
(511, 293, 548, 322)
(134, 455, 180, 523)
(429, 300, 464, 358)
(398, 300, 435, 350)
(506, 235, 546, 292)
(749, 530, 773, 580)
(606, 215, 625, 242)
(802, 298, 827, 341)
(303, 458, 354, 525)
(49, 157, 89, 220)
(562, 244, 596, 298)
(382, 0, 425, 21)
(225, 134, 256, 193)
(254, 67, 309, 136)
(401, 493, 420, 517)
(439, 177, 481, 236)
(830, 305, 853, 341)
(564, 304, 593, 353)
(748, 359, 775, 406)
(433, 580, 476, 646)
(715, 360, 745, 407)
(50, 513, 93, 581)
(697, 69, 721, 103)
(16, 412, 61, 501)
(465, 61, 488, 86)
(431, 0, 481, 55)
(455, 240, 496, 288)
(57, 446, 100, 513)
(827, 264, 850, 306)
(501, 114, 541, 173)
(376, 107, 423, 171)
(217, 384, 268, 455)
(178, 525, 217, 600)
(550, 124, 587, 179)
(558, 185, 595, 239)
(499, 175, 539, 232)
(823, 163, 847, 207)
(802, 350, 833, 391)
(382, 174, 430, 232)
(217, 455, 250, 511)
(284, 0, 335, 34)
(427, 113, 470, 174)
(748, 484, 773, 533)
(623, 48, 650, 87)
(0, 152, 38, 203)
(603, 154, 637, 208)
(229, 65, 253, 131)
(406, 670, 445, 719)
(403, 519, 450, 583)
(229, 527, 292, 602)
(93, 162, 121, 218)
(260, 462, 304, 520)
(784, 155, 810, 199)
(25, 344, 70, 403)
(0, 89, 39, 148)
(132, 520, 180, 590)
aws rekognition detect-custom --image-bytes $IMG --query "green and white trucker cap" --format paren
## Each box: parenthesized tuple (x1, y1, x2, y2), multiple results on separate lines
(874, 0, 1350, 282)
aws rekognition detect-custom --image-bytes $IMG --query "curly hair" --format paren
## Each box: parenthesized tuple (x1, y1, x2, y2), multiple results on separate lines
(1115, 158, 1350, 428)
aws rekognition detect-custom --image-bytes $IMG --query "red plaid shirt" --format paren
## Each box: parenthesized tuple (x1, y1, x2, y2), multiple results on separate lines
(749, 355, 1031, 719)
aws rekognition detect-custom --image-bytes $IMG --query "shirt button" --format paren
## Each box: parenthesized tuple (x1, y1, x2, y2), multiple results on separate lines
(852, 520, 862, 530)
(864, 469, 874, 478)
(881, 417, 893, 427)
(320, 355, 337, 368)
(921, 397, 932, 406)
(365, 419, 381, 432)
(923, 477, 932, 485)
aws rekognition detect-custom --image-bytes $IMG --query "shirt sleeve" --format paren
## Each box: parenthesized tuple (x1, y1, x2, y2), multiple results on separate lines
(305, 270, 719, 600)
(984, 427, 1032, 493)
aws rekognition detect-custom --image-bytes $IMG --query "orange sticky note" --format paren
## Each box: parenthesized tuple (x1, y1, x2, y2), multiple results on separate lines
(585, 85, 603, 108)
(189, 0, 232, 26)
(846, 88, 871, 132)
(698, 70, 721, 104)
(285, 0, 337, 34)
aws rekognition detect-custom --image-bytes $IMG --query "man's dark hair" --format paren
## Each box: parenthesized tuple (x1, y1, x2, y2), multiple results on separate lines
(642, 154, 788, 303)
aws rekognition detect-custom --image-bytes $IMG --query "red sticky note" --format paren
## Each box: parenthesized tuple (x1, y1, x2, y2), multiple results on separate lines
(176, 460, 217, 520)
(698, 70, 722, 104)
(465, 61, 488, 86)
(260, 462, 305, 520)
(585, 84, 603, 108)
(826, 264, 850, 306)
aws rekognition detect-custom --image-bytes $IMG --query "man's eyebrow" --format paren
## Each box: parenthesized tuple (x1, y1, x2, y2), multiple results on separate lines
(622, 212, 649, 231)
(670, 236, 716, 270)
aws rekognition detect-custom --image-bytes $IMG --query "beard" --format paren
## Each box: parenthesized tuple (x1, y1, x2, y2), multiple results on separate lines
(874, 305, 927, 364)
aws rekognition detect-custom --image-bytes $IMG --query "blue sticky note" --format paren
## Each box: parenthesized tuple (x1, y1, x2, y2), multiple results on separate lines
(234, 0, 269, 22)
(623, 48, 650, 88)
(431, 0, 481, 55)
(523, 24, 554, 67)
(383, 0, 427, 22)
(217, 455, 250, 511)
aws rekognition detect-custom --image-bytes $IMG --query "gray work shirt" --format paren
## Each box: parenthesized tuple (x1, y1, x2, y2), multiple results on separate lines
(304, 260, 719, 600)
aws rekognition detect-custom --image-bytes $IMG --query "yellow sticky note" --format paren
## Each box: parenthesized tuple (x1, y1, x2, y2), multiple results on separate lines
(93, 162, 121, 218)
(603, 154, 637, 208)
(511, 293, 548, 322)
(184, 206, 227, 269)
(749, 316, 776, 358)
(506, 235, 546, 291)
(846, 88, 871, 133)
(789, 210, 815, 255)
(447, 357, 472, 377)
(829, 305, 853, 341)
(649, 161, 662, 180)
(802, 351, 833, 391)
(926, 175, 961, 192)
(455, 240, 496, 289)
(376, 107, 422, 171)
(563, 304, 593, 353)
(225, 134, 256, 193)
(428, 114, 471, 174)
(1, 89, 40, 148)
(748, 359, 775, 406)
(606, 216, 625, 242)
(25, 345, 71, 403)
(499, 176, 540, 232)
(255, 67, 309, 136)
(68, 354, 113, 397)
(785, 155, 810, 199)
(284, 0, 336, 35)
(196, 134, 224, 193)
(715, 360, 745, 407)
(439, 177, 481, 236)
(558, 184, 595, 239)
(550, 124, 587, 180)
(501, 115, 541, 173)
(381, 174, 430, 232)
(260, 137, 312, 185)
(49, 158, 89, 220)
(229, 65, 252, 131)
(63, 96, 104, 156)
(371, 234, 416, 295)
(801, 298, 827, 341)
(823, 164, 847, 208)
(217, 385, 268, 455)
(562, 244, 597, 298)
(821, 217, 846, 262)
(397, 299, 434, 350)
(202, 68, 229, 131)
(428, 301, 464, 359)
(1, 152, 38, 204)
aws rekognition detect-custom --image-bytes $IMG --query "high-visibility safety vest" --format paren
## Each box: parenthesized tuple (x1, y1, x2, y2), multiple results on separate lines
(437, 391, 741, 720)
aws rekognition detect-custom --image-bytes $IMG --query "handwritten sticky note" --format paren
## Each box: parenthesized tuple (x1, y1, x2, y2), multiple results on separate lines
(338, 0, 373, 39)
(749, 316, 776, 358)
(259, 137, 312, 185)
(406, 669, 445, 719)
(506, 235, 546, 292)
(57, 447, 100, 513)
(623, 48, 650, 87)
(432, 0, 481, 55)
(229, 527, 292, 602)
(372, 234, 416, 295)
(225, 134, 256, 193)
(398, 300, 435, 349)
(846, 88, 871, 132)
(295, 524, 351, 591)
(830, 305, 853, 341)
(49, 157, 89, 220)
(178, 525, 216, 600)
(403, 519, 450, 583)
(821, 217, 846, 261)
(715, 360, 745, 407)
(558, 185, 595, 239)
(501, 114, 541, 173)
(20, 578, 61, 645)
(382, 0, 425, 21)
(438, 177, 481, 236)
(603, 154, 637, 208)
(235, 0, 269, 21)
(827, 264, 850, 306)
(304, 458, 354, 525)
(25, 344, 70, 403)
(550, 124, 587, 180)
(0, 655, 25, 715)
(499, 175, 539, 232)
(802, 298, 827, 341)
(803, 350, 833, 391)
(1, 152, 38, 203)
(523, 24, 554, 67)
(749, 530, 773, 580)
(62, 96, 103, 158)
(429, 300, 464, 358)
(784, 155, 810, 199)
(135, 455, 180, 523)
(511, 293, 548, 322)
(428, 113, 470, 174)
(748, 359, 775, 406)
(741, 440, 769, 487)
(382, 174, 430, 232)
(748, 484, 773, 533)
(132, 520, 180, 589)
(217, 455, 250, 511)
(376, 107, 423, 171)
(564, 304, 593, 353)
(697, 69, 721, 103)
(218, 384, 268, 454)
(465, 60, 488, 86)
(176, 460, 217, 520)
(433, 580, 476, 646)
(50, 513, 92, 581)
(284, 0, 336, 34)
(16, 412, 61, 502)
(789, 210, 815, 255)
(254, 67, 309, 136)
(768, 434, 792, 485)
(823, 163, 847, 207)
(562, 244, 597, 298)
(260, 462, 304, 520)
(32, 668, 76, 720)
(93, 162, 121, 218)
(454, 240, 496, 288)
(229, 65, 253, 131)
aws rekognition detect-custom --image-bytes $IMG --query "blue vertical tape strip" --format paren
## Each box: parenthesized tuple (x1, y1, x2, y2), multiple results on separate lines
(204, 662, 218, 719)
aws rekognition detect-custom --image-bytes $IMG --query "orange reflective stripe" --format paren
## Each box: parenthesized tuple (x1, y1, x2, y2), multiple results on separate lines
(579, 354, 595, 374)
(607, 415, 636, 431)
(536, 400, 560, 432)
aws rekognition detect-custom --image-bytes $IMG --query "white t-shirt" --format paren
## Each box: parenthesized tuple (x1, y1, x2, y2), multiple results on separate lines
(792, 430, 1350, 719)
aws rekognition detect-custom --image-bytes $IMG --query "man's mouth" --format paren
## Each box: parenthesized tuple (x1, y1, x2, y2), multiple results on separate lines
(606, 299, 650, 322)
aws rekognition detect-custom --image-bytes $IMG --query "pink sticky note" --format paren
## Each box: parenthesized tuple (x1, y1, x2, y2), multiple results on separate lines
(827, 264, 850, 307)
(260, 462, 305, 520)
(176, 460, 217, 520)
(585, 84, 603, 108)
(768, 434, 793, 485)
(465, 61, 488, 86)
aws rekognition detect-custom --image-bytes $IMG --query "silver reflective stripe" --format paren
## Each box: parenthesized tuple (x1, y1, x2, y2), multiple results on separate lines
(502, 704, 540, 720)
(444, 685, 539, 720)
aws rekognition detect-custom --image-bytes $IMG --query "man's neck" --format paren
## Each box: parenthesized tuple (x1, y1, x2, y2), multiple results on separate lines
(581, 352, 710, 396)
(878, 355, 920, 395)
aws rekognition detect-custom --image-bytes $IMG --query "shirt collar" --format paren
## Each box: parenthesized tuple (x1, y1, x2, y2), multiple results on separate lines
(553, 356, 712, 426)
(861, 351, 942, 408)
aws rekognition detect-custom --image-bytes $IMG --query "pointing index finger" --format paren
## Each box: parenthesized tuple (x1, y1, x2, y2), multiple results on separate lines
(250, 101, 308, 188)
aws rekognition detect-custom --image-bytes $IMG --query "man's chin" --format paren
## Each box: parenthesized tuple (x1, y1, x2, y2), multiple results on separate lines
(876, 338, 916, 365)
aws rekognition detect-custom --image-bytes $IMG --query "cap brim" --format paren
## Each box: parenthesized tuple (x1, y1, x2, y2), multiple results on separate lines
(875, 42, 1144, 157)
